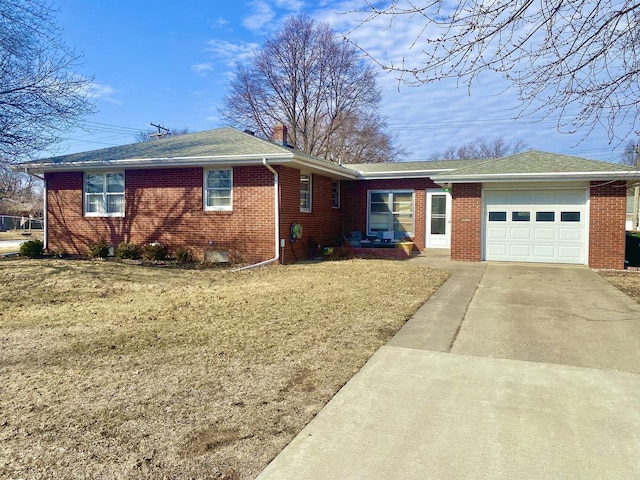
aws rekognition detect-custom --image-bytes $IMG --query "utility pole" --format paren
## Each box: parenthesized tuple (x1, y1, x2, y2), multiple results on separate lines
(149, 123, 170, 139)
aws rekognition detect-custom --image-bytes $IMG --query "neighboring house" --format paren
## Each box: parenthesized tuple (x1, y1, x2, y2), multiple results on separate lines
(18, 126, 640, 269)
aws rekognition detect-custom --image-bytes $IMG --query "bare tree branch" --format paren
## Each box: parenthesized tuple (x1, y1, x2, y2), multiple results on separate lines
(347, 0, 640, 142)
(429, 136, 527, 159)
(0, 0, 95, 165)
(220, 15, 406, 163)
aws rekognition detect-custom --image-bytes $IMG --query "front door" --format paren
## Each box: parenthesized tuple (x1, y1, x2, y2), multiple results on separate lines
(426, 190, 451, 248)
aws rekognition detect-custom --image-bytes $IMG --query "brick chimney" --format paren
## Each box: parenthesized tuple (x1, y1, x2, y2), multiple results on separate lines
(272, 123, 288, 146)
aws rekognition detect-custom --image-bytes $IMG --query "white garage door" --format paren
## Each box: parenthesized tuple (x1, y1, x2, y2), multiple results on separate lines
(484, 189, 587, 264)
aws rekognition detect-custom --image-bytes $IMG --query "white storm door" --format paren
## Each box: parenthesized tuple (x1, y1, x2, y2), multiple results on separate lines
(426, 190, 451, 248)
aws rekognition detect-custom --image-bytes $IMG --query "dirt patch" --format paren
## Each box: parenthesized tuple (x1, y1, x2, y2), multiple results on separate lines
(0, 258, 449, 479)
(599, 270, 640, 304)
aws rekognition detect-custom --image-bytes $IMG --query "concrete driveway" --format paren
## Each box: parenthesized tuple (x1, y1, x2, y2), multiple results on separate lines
(258, 253, 640, 479)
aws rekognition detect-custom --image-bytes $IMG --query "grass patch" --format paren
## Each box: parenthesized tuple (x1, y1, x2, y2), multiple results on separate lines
(599, 270, 640, 304)
(0, 258, 449, 479)
(0, 230, 43, 241)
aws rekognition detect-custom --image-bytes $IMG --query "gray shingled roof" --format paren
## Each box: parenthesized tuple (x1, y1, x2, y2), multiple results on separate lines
(343, 159, 479, 173)
(25, 127, 294, 166)
(435, 150, 636, 176)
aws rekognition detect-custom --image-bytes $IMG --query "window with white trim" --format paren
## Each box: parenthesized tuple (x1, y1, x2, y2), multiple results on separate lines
(84, 172, 125, 217)
(300, 173, 312, 212)
(204, 169, 233, 211)
(331, 180, 340, 208)
(367, 190, 414, 235)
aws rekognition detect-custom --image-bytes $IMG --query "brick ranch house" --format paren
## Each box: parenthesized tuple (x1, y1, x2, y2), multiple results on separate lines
(19, 126, 640, 269)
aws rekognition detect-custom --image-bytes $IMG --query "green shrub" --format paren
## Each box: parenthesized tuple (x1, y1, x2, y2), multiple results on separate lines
(142, 243, 168, 261)
(19, 239, 44, 258)
(88, 239, 110, 258)
(175, 246, 195, 263)
(116, 242, 141, 260)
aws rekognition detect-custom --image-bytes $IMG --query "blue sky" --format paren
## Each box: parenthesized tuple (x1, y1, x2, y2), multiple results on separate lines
(48, 0, 634, 163)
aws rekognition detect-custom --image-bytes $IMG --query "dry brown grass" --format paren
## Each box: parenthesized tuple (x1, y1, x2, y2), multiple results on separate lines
(0, 230, 43, 241)
(599, 270, 640, 303)
(0, 257, 449, 479)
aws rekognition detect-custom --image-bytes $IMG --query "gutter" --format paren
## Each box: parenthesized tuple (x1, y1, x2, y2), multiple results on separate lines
(232, 158, 280, 272)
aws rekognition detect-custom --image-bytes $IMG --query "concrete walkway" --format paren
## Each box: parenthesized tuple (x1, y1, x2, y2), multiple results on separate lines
(257, 252, 640, 479)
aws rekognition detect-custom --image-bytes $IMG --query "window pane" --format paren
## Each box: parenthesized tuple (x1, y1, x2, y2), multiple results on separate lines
(86, 194, 104, 213)
(370, 213, 389, 230)
(207, 170, 231, 189)
(431, 217, 446, 235)
(86, 174, 104, 194)
(208, 192, 232, 207)
(106, 173, 124, 193)
(371, 202, 391, 213)
(561, 211, 581, 222)
(488, 212, 506, 221)
(370, 192, 388, 204)
(106, 194, 124, 214)
(431, 195, 447, 215)
(331, 181, 339, 208)
(393, 214, 413, 234)
(394, 192, 412, 203)
(536, 211, 555, 222)
(512, 211, 530, 222)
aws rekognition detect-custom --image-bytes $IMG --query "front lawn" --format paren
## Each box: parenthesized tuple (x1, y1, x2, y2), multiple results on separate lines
(0, 258, 448, 480)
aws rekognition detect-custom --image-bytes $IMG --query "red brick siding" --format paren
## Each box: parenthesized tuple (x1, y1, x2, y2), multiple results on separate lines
(341, 178, 440, 251)
(589, 180, 627, 269)
(450, 183, 482, 261)
(278, 166, 343, 264)
(46, 166, 276, 262)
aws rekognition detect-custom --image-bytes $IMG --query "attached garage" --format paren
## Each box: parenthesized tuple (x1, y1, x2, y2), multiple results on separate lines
(483, 187, 587, 264)
(431, 151, 640, 269)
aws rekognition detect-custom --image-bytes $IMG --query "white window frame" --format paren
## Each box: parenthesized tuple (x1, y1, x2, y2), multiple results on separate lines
(84, 172, 125, 217)
(367, 190, 415, 236)
(204, 168, 233, 211)
(300, 172, 312, 213)
(331, 180, 340, 208)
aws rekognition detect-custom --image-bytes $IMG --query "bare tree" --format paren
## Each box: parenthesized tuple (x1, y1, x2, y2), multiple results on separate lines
(430, 136, 527, 160)
(220, 15, 405, 163)
(621, 139, 639, 166)
(348, 1, 640, 142)
(0, 0, 95, 164)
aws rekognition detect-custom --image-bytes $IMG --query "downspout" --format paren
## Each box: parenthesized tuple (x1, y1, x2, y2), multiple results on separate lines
(232, 158, 280, 272)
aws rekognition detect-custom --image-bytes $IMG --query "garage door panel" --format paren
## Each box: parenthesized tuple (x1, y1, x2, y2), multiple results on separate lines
(486, 244, 507, 256)
(486, 227, 508, 239)
(534, 228, 556, 240)
(510, 228, 532, 240)
(558, 228, 582, 241)
(484, 189, 586, 265)
(533, 245, 556, 257)
(510, 245, 532, 257)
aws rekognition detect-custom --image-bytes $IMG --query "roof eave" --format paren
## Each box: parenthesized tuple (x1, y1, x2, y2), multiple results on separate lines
(18, 151, 358, 179)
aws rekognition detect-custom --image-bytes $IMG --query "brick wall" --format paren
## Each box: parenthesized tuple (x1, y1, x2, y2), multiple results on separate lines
(342, 178, 440, 251)
(278, 166, 343, 264)
(589, 180, 627, 269)
(46, 166, 276, 262)
(450, 183, 482, 261)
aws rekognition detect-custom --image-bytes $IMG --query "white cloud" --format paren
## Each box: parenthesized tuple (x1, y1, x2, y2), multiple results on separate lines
(89, 83, 122, 105)
(191, 62, 214, 76)
(242, 0, 276, 31)
(205, 39, 258, 67)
